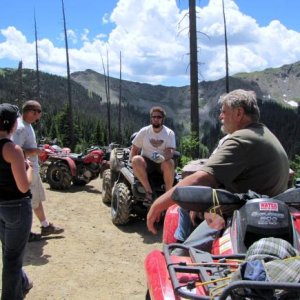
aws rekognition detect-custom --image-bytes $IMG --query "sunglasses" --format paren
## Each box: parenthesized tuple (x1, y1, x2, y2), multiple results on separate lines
(151, 115, 163, 119)
(30, 109, 42, 114)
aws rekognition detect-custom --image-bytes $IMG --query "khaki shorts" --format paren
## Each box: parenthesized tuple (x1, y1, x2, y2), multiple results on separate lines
(30, 172, 46, 209)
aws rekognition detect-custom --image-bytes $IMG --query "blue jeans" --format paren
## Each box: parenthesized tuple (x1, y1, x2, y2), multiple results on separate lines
(0, 197, 32, 300)
(174, 207, 195, 242)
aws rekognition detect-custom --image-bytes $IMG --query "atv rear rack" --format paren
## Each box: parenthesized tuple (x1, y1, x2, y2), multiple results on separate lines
(163, 243, 300, 300)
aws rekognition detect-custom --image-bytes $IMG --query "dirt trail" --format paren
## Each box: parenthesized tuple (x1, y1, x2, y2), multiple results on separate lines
(1, 177, 163, 300)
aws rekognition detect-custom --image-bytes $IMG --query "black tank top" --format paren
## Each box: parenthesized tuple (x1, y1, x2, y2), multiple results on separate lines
(0, 138, 31, 201)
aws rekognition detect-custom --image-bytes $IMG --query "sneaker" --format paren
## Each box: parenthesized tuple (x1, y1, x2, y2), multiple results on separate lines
(28, 232, 42, 242)
(41, 223, 64, 236)
(23, 279, 33, 297)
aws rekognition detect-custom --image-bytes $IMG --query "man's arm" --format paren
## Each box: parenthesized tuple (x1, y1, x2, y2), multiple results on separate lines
(163, 147, 174, 160)
(129, 144, 141, 162)
(147, 170, 218, 234)
(23, 148, 43, 158)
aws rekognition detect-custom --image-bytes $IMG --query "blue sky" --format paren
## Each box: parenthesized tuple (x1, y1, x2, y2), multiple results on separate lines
(1, 0, 300, 87)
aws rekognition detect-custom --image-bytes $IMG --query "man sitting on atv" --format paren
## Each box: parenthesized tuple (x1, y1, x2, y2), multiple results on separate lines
(147, 89, 290, 244)
(130, 106, 176, 202)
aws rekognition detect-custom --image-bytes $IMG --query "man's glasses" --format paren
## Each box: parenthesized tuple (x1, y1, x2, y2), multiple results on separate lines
(151, 115, 163, 119)
(30, 109, 42, 114)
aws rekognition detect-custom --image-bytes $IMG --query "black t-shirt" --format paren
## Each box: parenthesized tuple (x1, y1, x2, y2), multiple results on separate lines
(0, 138, 31, 201)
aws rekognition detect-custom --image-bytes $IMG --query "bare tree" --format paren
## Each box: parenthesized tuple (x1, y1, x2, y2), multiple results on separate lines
(189, 0, 200, 157)
(17, 61, 23, 108)
(34, 10, 41, 101)
(100, 50, 111, 144)
(106, 48, 111, 143)
(118, 51, 122, 144)
(61, 0, 74, 149)
(222, 0, 229, 92)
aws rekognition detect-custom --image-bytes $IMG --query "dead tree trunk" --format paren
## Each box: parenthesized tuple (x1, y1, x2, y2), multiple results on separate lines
(222, 0, 229, 93)
(34, 11, 41, 101)
(61, 0, 74, 150)
(17, 61, 23, 108)
(189, 0, 200, 157)
(118, 51, 122, 144)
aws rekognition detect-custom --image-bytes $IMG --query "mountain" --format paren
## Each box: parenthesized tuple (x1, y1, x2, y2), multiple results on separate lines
(71, 61, 300, 128)
(0, 61, 299, 157)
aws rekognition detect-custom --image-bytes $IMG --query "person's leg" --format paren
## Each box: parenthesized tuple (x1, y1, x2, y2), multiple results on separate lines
(31, 172, 47, 224)
(31, 173, 64, 236)
(1, 198, 32, 300)
(160, 159, 175, 191)
(33, 201, 47, 224)
(131, 155, 152, 194)
(174, 207, 194, 242)
(182, 221, 222, 253)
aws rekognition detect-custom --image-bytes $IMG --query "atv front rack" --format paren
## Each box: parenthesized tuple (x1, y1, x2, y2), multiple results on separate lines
(163, 243, 300, 300)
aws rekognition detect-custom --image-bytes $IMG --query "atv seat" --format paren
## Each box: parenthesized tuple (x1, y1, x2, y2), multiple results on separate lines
(171, 186, 243, 215)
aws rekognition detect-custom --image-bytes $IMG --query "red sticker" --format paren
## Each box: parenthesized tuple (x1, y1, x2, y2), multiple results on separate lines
(259, 202, 278, 211)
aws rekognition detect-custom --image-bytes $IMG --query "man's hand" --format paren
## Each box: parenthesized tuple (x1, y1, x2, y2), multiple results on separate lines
(189, 211, 198, 226)
(204, 212, 225, 230)
(163, 148, 174, 161)
(147, 204, 163, 234)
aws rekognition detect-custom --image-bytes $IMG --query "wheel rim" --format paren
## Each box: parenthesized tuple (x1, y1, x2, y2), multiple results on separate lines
(51, 168, 64, 183)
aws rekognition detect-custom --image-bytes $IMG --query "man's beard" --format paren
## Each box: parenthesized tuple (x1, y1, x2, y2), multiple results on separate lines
(152, 123, 162, 129)
(221, 125, 226, 134)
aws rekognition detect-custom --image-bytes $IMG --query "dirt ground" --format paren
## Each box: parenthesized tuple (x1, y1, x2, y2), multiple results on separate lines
(1, 177, 164, 300)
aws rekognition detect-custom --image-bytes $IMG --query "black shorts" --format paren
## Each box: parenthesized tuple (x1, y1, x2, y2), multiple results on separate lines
(143, 156, 162, 174)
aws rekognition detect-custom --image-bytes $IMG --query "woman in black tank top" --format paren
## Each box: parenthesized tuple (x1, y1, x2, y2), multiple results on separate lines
(0, 103, 34, 299)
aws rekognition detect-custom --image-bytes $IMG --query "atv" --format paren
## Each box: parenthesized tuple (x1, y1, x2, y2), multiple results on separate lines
(102, 146, 181, 225)
(38, 143, 71, 182)
(145, 184, 300, 300)
(45, 146, 105, 190)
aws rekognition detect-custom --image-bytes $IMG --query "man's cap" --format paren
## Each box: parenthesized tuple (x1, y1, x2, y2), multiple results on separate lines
(0, 103, 19, 127)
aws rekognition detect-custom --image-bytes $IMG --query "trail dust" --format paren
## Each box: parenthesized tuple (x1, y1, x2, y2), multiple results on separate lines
(0, 177, 163, 300)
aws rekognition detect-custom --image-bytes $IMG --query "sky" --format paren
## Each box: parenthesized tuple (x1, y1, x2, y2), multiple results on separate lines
(1, 0, 300, 87)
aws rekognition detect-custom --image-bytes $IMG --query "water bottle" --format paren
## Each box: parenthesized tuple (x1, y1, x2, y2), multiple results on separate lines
(152, 151, 165, 163)
(152, 151, 158, 161)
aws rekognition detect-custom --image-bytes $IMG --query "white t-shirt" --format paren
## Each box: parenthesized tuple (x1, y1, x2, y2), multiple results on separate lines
(132, 125, 176, 159)
(12, 117, 39, 172)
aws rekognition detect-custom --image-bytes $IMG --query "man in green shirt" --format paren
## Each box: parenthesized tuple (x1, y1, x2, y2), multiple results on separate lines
(147, 89, 289, 240)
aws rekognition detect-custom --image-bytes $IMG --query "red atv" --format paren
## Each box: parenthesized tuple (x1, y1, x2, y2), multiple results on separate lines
(38, 144, 71, 182)
(45, 146, 105, 190)
(145, 184, 300, 299)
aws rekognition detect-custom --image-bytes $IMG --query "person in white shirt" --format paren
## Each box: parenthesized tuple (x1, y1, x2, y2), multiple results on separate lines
(130, 106, 176, 202)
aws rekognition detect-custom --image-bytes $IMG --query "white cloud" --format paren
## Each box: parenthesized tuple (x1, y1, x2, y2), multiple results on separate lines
(1, 0, 300, 86)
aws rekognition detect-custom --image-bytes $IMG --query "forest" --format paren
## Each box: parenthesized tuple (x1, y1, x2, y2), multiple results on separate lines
(0, 67, 300, 177)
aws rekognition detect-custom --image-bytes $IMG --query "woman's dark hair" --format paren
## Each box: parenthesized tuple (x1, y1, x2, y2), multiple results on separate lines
(0, 103, 19, 133)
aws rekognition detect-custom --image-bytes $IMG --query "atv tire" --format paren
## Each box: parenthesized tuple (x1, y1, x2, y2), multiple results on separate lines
(102, 169, 112, 204)
(46, 163, 72, 190)
(39, 162, 49, 182)
(111, 182, 132, 225)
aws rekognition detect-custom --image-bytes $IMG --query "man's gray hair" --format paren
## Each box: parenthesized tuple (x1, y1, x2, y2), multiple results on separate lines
(218, 89, 260, 122)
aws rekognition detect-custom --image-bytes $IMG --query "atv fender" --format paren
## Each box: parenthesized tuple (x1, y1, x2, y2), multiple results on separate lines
(162, 204, 179, 244)
(49, 156, 77, 177)
(118, 166, 135, 184)
(144, 250, 177, 300)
